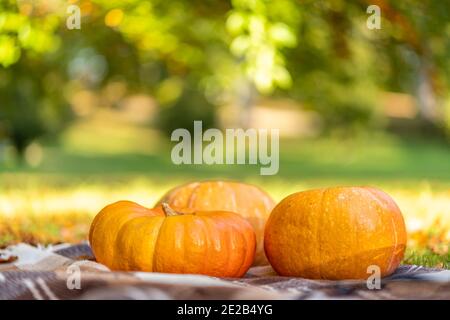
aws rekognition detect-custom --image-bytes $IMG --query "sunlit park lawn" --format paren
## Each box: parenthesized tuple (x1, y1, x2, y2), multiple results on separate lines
(0, 129, 449, 268)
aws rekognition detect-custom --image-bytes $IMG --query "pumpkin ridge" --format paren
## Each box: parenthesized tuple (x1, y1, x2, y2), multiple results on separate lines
(181, 217, 190, 274)
(238, 218, 256, 277)
(220, 214, 233, 276)
(221, 212, 246, 276)
(187, 182, 202, 208)
(145, 216, 166, 272)
(226, 215, 248, 277)
(151, 214, 172, 273)
(200, 216, 212, 275)
(201, 214, 225, 275)
(319, 188, 327, 279)
(192, 215, 210, 275)
(88, 201, 134, 251)
(113, 214, 163, 271)
(113, 217, 135, 270)
(92, 202, 151, 267)
(364, 188, 399, 274)
(352, 188, 362, 279)
(228, 184, 238, 209)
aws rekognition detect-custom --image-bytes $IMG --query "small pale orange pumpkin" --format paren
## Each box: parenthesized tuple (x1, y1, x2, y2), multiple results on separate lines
(89, 201, 256, 277)
(157, 180, 276, 266)
(264, 186, 407, 280)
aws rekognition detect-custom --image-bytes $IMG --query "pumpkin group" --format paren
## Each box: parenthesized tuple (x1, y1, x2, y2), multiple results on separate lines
(157, 180, 276, 266)
(89, 200, 256, 277)
(264, 186, 407, 280)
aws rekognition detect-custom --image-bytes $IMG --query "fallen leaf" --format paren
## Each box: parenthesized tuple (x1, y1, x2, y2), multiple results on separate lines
(0, 255, 18, 264)
(75, 255, 95, 261)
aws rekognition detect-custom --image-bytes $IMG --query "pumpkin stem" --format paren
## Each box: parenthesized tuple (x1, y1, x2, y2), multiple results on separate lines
(161, 203, 182, 217)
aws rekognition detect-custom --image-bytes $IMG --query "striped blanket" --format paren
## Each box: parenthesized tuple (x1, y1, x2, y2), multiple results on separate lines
(0, 243, 449, 300)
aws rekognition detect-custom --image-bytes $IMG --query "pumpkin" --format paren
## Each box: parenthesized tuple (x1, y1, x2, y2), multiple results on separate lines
(157, 180, 276, 266)
(264, 186, 407, 280)
(89, 201, 256, 277)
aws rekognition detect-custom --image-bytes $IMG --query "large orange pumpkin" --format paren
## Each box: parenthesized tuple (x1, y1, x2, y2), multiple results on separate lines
(157, 181, 276, 266)
(89, 201, 256, 277)
(264, 186, 407, 280)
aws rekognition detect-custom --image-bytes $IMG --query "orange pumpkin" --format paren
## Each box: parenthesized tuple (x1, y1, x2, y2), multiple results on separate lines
(89, 201, 256, 277)
(157, 180, 276, 266)
(264, 186, 407, 279)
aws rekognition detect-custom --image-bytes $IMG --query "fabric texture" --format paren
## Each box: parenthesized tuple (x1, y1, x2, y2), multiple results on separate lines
(0, 243, 449, 300)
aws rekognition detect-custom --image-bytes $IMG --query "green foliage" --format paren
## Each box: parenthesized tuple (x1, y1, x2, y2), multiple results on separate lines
(227, 0, 300, 93)
(0, 3, 61, 67)
(157, 84, 217, 136)
(0, 1, 65, 156)
(0, 0, 449, 157)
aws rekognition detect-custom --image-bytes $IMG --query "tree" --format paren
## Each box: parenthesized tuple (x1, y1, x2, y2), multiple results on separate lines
(1, 0, 449, 158)
(0, 1, 68, 158)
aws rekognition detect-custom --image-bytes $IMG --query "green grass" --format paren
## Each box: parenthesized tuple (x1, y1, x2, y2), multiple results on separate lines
(3, 135, 450, 184)
(403, 249, 449, 269)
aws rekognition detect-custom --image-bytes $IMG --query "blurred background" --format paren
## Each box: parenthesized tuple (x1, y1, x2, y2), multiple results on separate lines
(0, 0, 449, 267)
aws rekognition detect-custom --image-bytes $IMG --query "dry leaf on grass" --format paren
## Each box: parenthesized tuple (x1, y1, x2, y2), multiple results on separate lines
(0, 255, 18, 264)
